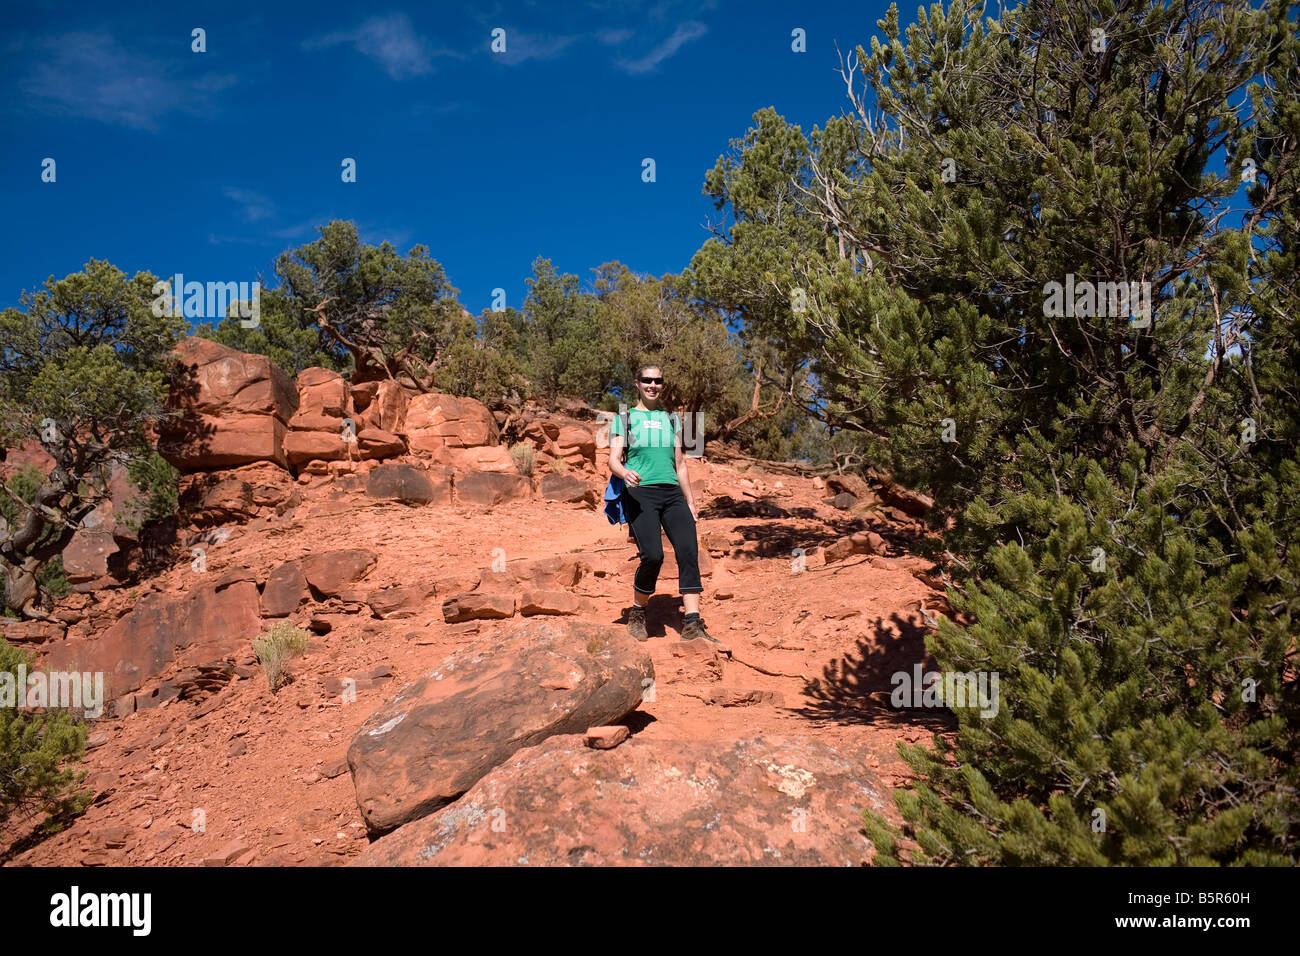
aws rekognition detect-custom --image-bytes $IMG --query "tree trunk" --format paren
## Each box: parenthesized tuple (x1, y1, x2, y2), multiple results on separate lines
(1, 554, 46, 620)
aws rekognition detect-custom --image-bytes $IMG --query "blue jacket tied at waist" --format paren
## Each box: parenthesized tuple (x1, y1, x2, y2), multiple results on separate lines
(604, 475, 627, 525)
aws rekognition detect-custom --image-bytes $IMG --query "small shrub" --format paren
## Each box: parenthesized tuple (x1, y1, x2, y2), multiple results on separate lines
(509, 442, 535, 477)
(0, 640, 92, 831)
(122, 452, 180, 533)
(252, 621, 310, 693)
(38, 556, 68, 602)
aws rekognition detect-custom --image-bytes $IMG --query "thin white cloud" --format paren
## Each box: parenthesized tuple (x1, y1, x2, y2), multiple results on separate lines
(208, 233, 271, 247)
(618, 21, 706, 74)
(223, 187, 276, 224)
(492, 31, 581, 65)
(269, 218, 327, 241)
(19, 32, 237, 131)
(303, 13, 459, 80)
(595, 28, 634, 45)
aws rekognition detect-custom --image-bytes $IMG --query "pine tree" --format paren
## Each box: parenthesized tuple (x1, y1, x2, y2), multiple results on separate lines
(0, 640, 92, 833)
(0, 260, 183, 618)
(698, 0, 1299, 863)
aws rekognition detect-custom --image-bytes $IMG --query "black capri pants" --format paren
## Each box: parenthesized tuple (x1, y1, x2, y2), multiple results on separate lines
(623, 482, 703, 595)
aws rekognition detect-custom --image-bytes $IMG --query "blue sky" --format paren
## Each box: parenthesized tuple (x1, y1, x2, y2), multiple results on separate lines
(0, 0, 894, 316)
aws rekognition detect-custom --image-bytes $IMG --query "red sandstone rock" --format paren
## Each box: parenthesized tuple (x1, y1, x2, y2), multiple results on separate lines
(454, 471, 530, 506)
(351, 734, 884, 865)
(357, 381, 409, 435)
(442, 592, 515, 622)
(538, 473, 594, 503)
(40, 580, 260, 696)
(448, 445, 517, 474)
(518, 590, 582, 616)
(300, 550, 378, 597)
(365, 463, 441, 504)
(356, 427, 406, 460)
(261, 561, 309, 617)
(158, 337, 297, 470)
(346, 618, 653, 835)
(476, 554, 590, 593)
(403, 393, 499, 452)
(584, 725, 629, 749)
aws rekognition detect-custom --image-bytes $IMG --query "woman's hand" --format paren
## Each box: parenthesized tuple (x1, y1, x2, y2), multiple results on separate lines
(623, 468, 642, 487)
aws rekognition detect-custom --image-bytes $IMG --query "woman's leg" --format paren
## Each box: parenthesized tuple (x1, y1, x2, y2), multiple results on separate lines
(624, 486, 665, 600)
(660, 485, 703, 603)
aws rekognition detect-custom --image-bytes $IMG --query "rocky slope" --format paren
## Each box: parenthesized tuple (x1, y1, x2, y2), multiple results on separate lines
(2, 338, 951, 866)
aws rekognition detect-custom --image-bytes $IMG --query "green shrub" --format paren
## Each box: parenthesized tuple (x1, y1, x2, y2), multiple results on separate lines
(122, 451, 180, 533)
(0, 640, 92, 832)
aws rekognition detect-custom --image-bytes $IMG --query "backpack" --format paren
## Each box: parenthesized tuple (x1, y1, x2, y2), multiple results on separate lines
(620, 408, 682, 464)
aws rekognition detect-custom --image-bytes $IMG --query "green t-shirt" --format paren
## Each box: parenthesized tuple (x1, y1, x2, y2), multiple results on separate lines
(612, 408, 679, 486)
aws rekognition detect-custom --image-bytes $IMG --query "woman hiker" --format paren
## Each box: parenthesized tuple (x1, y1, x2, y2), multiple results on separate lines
(608, 364, 724, 647)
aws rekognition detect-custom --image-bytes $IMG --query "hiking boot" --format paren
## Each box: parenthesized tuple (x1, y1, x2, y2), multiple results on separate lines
(681, 615, 721, 645)
(626, 603, 648, 641)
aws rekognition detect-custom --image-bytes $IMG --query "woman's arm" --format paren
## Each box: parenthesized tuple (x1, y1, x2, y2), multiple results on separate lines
(609, 431, 625, 478)
(675, 433, 696, 517)
(610, 428, 639, 484)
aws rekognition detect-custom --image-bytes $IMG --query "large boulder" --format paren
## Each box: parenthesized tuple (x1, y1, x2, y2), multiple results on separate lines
(284, 367, 358, 466)
(403, 393, 498, 453)
(356, 380, 409, 435)
(62, 521, 123, 584)
(366, 463, 446, 504)
(520, 421, 560, 458)
(476, 554, 590, 593)
(177, 475, 257, 525)
(538, 472, 594, 504)
(352, 735, 885, 865)
(357, 428, 406, 460)
(455, 471, 530, 506)
(447, 445, 517, 474)
(40, 580, 261, 697)
(347, 619, 653, 836)
(283, 428, 350, 466)
(441, 592, 515, 622)
(300, 549, 377, 598)
(518, 590, 582, 616)
(293, 367, 349, 417)
(366, 584, 436, 620)
(158, 337, 297, 470)
(62, 463, 145, 583)
(554, 425, 597, 466)
(261, 560, 309, 617)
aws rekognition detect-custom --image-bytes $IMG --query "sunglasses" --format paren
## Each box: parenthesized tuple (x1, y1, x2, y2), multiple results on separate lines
(639, 377, 664, 385)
